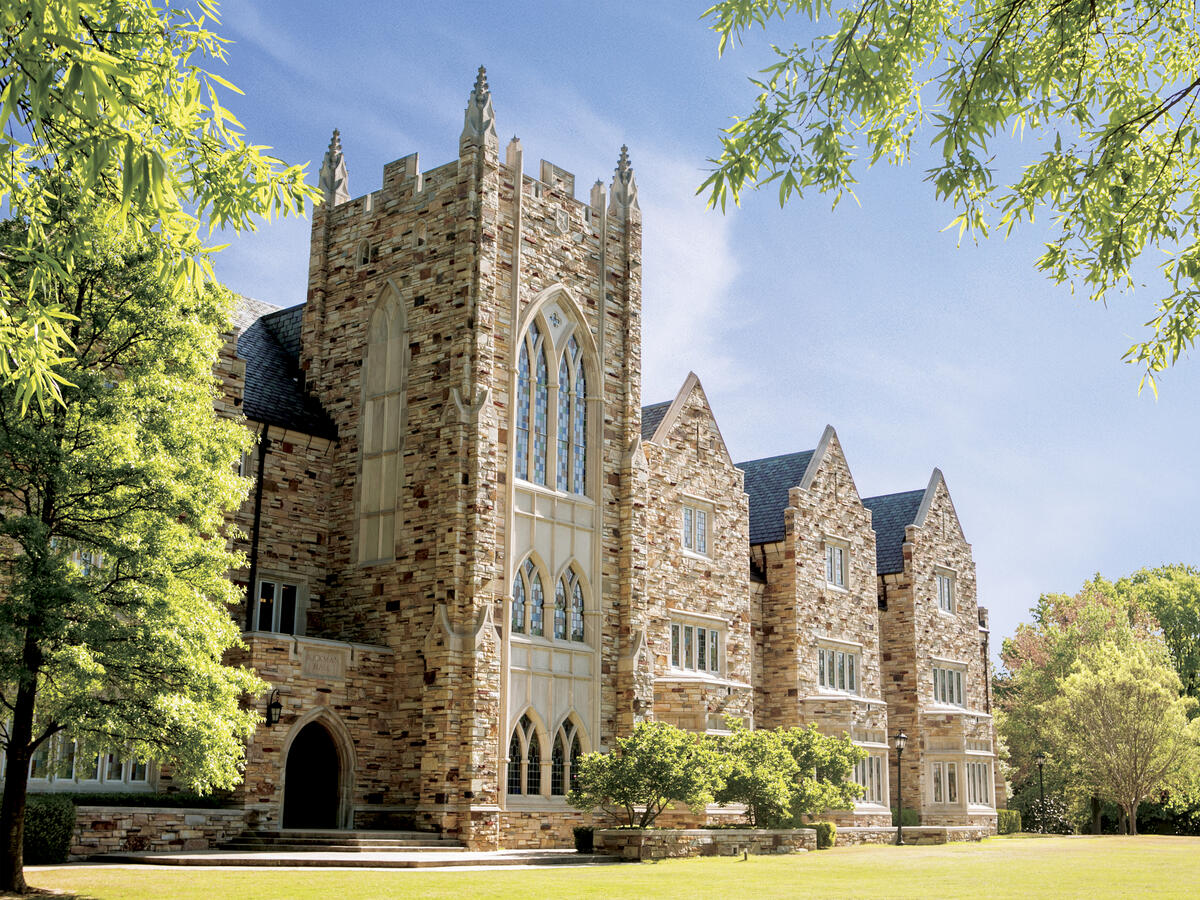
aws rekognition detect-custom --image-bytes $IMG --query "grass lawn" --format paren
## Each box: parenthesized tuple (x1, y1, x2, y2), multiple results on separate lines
(20, 834, 1200, 900)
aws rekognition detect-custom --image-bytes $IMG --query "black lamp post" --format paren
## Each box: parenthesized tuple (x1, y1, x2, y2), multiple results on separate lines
(894, 730, 908, 845)
(265, 689, 283, 726)
(1035, 752, 1046, 833)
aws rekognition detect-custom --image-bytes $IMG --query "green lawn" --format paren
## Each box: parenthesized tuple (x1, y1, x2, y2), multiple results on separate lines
(21, 835, 1200, 900)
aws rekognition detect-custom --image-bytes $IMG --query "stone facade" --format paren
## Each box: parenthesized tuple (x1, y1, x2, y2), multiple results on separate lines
(188, 70, 1002, 850)
(70, 807, 248, 858)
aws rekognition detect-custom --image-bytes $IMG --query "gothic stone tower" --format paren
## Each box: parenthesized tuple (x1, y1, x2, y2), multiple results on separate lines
(296, 70, 645, 848)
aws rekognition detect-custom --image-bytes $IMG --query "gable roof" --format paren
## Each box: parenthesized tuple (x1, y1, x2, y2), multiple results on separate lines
(641, 401, 671, 441)
(737, 450, 816, 545)
(234, 298, 337, 440)
(861, 489, 924, 575)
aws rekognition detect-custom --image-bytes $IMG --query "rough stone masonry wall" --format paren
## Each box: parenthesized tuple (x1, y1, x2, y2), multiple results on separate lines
(787, 435, 888, 740)
(71, 807, 248, 858)
(226, 634, 398, 830)
(643, 380, 753, 733)
(878, 567, 921, 815)
(596, 828, 817, 859)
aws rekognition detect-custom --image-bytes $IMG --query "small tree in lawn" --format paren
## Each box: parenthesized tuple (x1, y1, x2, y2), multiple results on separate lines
(567, 721, 722, 828)
(714, 721, 863, 827)
(1047, 641, 1200, 835)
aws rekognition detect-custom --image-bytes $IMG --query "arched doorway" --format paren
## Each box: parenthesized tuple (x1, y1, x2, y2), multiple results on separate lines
(282, 721, 341, 829)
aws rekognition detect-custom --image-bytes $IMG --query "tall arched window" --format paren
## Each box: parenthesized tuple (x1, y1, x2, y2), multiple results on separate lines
(526, 731, 541, 795)
(508, 713, 542, 797)
(553, 568, 586, 643)
(551, 733, 566, 796)
(511, 566, 527, 634)
(553, 577, 568, 640)
(550, 719, 584, 796)
(569, 730, 582, 791)
(513, 314, 589, 497)
(507, 729, 523, 795)
(513, 558, 545, 638)
(358, 288, 406, 564)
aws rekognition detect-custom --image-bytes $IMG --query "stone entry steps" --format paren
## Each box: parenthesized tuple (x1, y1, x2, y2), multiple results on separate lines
(96, 848, 623, 869)
(218, 828, 465, 853)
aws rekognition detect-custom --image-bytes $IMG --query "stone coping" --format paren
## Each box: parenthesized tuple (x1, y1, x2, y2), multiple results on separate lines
(241, 632, 394, 655)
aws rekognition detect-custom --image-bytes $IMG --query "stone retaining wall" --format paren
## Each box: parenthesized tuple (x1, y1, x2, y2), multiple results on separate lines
(837, 824, 991, 846)
(595, 828, 816, 860)
(71, 806, 248, 859)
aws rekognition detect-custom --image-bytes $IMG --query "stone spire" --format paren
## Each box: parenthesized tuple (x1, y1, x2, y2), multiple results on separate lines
(317, 129, 350, 207)
(608, 145, 639, 216)
(460, 65, 497, 145)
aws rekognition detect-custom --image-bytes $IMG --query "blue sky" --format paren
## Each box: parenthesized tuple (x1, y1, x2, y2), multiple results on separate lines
(210, 1, 1199, 663)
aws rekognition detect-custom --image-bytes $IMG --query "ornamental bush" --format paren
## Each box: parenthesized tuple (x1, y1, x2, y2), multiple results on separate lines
(567, 721, 721, 828)
(1023, 797, 1075, 834)
(891, 807, 920, 827)
(22, 795, 76, 864)
(813, 821, 836, 849)
(997, 809, 1022, 834)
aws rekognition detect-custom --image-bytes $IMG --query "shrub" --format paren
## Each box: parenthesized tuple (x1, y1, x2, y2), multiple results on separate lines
(891, 807, 920, 827)
(572, 826, 594, 853)
(997, 809, 1022, 834)
(59, 791, 232, 809)
(567, 721, 721, 828)
(814, 821, 836, 849)
(1023, 797, 1075, 834)
(23, 795, 76, 864)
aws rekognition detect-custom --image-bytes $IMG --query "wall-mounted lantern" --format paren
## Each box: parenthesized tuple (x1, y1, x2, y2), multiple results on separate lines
(265, 689, 283, 726)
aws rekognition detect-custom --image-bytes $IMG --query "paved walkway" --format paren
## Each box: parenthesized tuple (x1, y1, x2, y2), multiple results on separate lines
(87, 848, 624, 869)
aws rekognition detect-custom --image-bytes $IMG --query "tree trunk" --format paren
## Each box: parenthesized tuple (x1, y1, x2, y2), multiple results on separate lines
(1117, 806, 1126, 835)
(0, 673, 38, 893)
(1129, 800, 1139, 836)
(1091, 795, 1101, 834)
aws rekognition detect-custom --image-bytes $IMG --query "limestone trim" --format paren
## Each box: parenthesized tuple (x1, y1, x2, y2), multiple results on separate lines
(798, 425, 837, 492)
(279, 708, 357, 830)
(645, 372, 735, 468)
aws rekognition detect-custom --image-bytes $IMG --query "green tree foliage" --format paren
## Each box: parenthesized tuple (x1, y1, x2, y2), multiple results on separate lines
(567, 720, 723, 828)
(702, 0, 1200, 391)
(0, 203, 264, 892)
(1046, 642, 1200, 834)
(713, 721, 863, 827)
(1115, 565, 1200, 702)
(0, 1, 318, 412)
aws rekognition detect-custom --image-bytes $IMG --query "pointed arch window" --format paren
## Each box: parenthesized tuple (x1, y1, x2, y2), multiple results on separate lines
(514, 316, 589, 497)
(551, 732, 566, 796)
(550, 719, 584, 796)
(526, 730, 541, 795)
(512, 558, 545, 637)
(553, 577, 568, 640)
(569, 730, 582, 791)
(506, 729, 523, 795)
(507, 713, 544, 797)
(511, 565, 527, 634)
(359, 289, 406, 564)
(551, 568, 586, 643)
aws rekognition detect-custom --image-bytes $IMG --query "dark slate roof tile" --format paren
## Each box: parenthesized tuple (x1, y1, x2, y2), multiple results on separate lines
(862, 490, 925, 575)
(641, 401, 671, 441)
(234, 298, 337, 440)
(737, 451, 816, 545)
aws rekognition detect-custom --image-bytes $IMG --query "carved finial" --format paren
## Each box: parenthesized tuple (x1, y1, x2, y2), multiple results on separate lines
(608, 144, 639, 216)
(318, 129, 350, 207)
(461, 65, 497, 145)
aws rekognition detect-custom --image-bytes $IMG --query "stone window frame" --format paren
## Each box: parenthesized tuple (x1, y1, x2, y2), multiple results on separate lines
(931, 658, 967, 708)
(21, 733, 154, 792)
(965, 759, 993, 807)
(680, 495, 714, 559)
(249, 574, 308, 637)
(816, 637, 862, 696)
(667, 608, 725, 677)
(929, 758, 963, 806)
(823, 534, 850, 590)
(853, 751, 887, 805)
(935, 567, 956, 614)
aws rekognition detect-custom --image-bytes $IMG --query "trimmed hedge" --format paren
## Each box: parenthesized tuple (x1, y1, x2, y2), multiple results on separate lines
(573, 826, 594, 853)
(998, 809, 1022, 834)
(891, 807, 920, 827)
(23, 795, 76, 864)
(813, 821, 836, 849)
(61, 791, 232, 809)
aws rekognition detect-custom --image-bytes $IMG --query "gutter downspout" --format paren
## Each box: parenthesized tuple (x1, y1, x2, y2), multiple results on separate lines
(245, 423, 271, 630)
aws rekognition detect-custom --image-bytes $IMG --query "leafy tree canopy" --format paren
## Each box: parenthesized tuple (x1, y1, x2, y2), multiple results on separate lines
(0, 201, 263, 891)
(1114, 564, 1200, 702)
(567, 720, 722, 828)
(0, 1, 318, 412)
(702, 0, 1200, 391)
(1046, 641, 1200, 834)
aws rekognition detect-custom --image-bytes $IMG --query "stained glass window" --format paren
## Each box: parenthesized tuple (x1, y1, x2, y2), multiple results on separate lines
(551, 734, 566, 795)
(553, 578, 568, 640)
(511, 568, 526, 633)
(507, 730, 523, 795)
(526, 732, 541, 795)
(557, 354, 571, 492)
(533, 339, 549, 485)
(573, 351, 586, 494)
(528, 560, 545, 637)
(569, 733, 582, 790)
(571, 578, 585, 642)
(515, 333, 531, 480)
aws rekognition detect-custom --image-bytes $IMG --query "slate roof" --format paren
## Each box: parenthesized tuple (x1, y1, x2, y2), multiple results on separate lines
(737, 451, 816, 545)
(641, 401, 671, 441)
(234, 298, 338, 440)
(862, 489, 925, 575)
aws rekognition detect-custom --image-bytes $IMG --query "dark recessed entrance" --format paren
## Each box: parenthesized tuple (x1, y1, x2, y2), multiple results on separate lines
(282, 721, 341, 829)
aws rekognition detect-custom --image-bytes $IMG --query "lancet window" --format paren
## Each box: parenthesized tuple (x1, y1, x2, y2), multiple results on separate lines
(511, 558, 545, 637)
(358, 289, 406, 564)
(552, 568, 586, 642)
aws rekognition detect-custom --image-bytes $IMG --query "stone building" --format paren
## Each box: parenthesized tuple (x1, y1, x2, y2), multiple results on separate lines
(24, 70, 999, 847)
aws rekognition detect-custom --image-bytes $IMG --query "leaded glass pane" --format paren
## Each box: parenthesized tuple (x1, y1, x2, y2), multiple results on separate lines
(511, 570, 526, 633)
(573, 356, 586, 494)
(571, 580, 585, 641)
(683, 506, 694, 550)
(557, 354, 570, 491)
(533, 342, 549, 485)
(507, 731, 522, 795)
(697, 628, 707, 671)
(696, 510, 707, 555)
(529, 569, 545, 636)
(570, 734, 582, 790)
(671, 624, 680, 667)
(554, 578, 568, 640)
(947, 763, 958, 803)
(684, 625, 693, 668)
(709, 630, 718, 672)
(848, 654, 856, 693)
(551, 735, 566, 795)
(933, 763, 944, 803)
(516, 337, 530, 480)
(526, 733, 541, 795)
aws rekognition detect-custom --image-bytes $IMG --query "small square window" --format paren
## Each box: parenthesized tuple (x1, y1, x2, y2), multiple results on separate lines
(253, 579, 302, 635)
